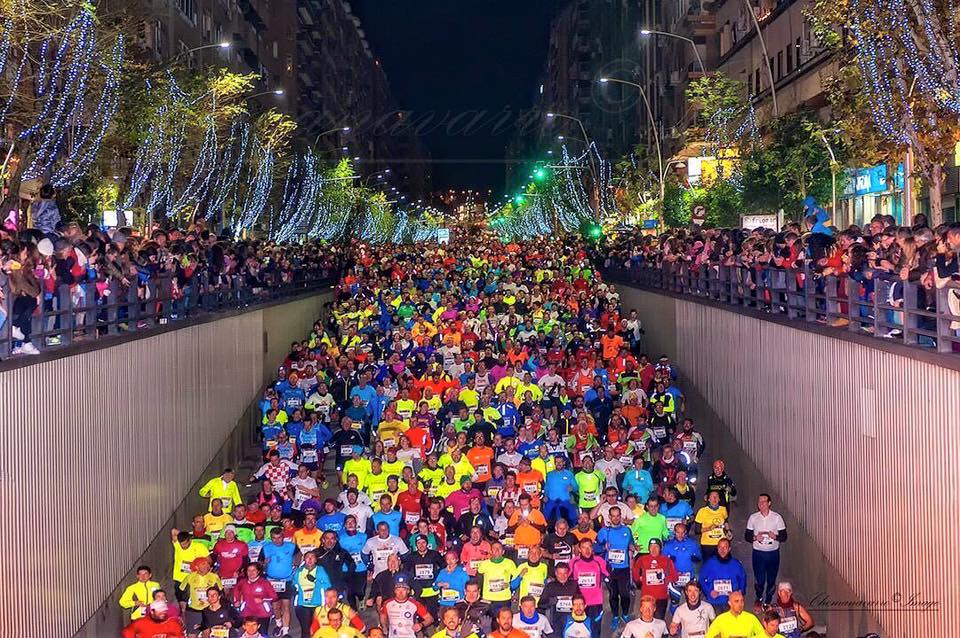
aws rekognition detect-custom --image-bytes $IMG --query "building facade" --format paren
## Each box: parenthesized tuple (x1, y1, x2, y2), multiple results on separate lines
(137, 0, 298, 113)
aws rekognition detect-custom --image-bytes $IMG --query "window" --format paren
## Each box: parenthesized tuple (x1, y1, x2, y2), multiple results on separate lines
(786, 42, 794, 73)
(755, 68, 761, 93)
(776, 51, 783, 80)
(176, 0, 195, 24)
(273, 41, 278, 58)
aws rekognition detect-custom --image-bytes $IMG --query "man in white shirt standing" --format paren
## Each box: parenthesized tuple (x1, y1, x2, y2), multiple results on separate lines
(744, 493, 787, 609)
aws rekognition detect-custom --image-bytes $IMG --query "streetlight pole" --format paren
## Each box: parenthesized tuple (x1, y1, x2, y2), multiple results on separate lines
(599, 77, 666, 232)
(314, 126, 351, 147)
(819, 133, 838, 222)
(639, 29, 707, 77)
(741, 0, 779, 117)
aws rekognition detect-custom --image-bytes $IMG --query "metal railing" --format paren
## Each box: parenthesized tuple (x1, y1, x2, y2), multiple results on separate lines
(605, 260, 960, 354)
(0, 267, 338, 359)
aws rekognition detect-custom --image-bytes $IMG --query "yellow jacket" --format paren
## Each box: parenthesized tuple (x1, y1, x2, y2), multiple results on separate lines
(119, 580, 160, 619)
(198, 477, 242, 513)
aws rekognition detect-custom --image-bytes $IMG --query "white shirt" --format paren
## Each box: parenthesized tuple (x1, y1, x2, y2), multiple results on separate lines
(670, 600, 716, 638)
(289, 476, 318, 510)
(595, 458, 626, 488)
(621, 617, 668, 638)
(342, 502, 375, 530)
(746, 510, 786, 552)
(513, 612, 553, 638)
(497, 451, 523, 469)
(596, 500, 635, 524)
(338, 490, 372, 508)
(362, 534, 409, 575)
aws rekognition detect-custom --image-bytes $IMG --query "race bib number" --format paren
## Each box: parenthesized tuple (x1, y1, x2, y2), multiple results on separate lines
(266, 439, 278, 449)
(270, 579, 286, 592)
(666, 518, 681, 532)
(619, 455, 634, 466)
(180, 562, 192, 574)
(708, 526, 725, 540)
(211, 628, 230, 638)
(475, 464, 489, 477)
(653, 427, 666, 439)
(302, 449, 318, 463)
(714, 579, 732, 595)
(351, 553, 363, 565)
(645, 569, 665, 585)
(779, 617, 798, 633)
(340, 445, 354, 457)
(528, 582, 544, 597)
(415, 564, 435, 580)
(683, 440, 697, 453)
(299, 544, 316, 554)
(677, 572, 691, 585)
(556, 596, 573, 612)
(196, 590, 208, 604)
(517, 546, 529, 560)
(486, 486, 502, 498)
(221, 577, 238, 588)
(582, 490, 598, 503)
(607, 549, 626, 564)
(382, 438, 396, 449)
(577, 573, 597, 588)
(249, 546, 262, 562)
(523, 483, 538, 494)
(441, 588, 461, 602)
(469, 559, 482, 571)
(375, 548, 394, 561)
(405, 512, 421, 526)
(489, 579, 507, 593)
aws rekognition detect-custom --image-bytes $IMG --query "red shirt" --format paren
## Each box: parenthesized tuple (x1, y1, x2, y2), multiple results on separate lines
(396, 490, 425, 528)
(632, 553, 678, 601)
(213, 538, 248, 579)
(121, 617, 185, 638)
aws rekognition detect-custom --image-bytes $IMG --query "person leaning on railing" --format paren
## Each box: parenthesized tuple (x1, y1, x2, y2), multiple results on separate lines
(3, 241, 42, 355)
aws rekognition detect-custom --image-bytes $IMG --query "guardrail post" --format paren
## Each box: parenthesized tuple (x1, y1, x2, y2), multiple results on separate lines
(902, 281, 919, 346)
(0, 280, 11, 357)
(58, 284, 72, 347)
(935, 286, 956, 353)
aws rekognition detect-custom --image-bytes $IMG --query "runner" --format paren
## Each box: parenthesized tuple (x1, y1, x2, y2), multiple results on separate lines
(119, 565, 161, 621)
(121, 601, 185, 638)
(568, 539, 608, 638)
(704, 591, 763, 638)
(620, 595, 668, 638)
(380, 578, 434, 638)
(595, 505, 634, 629)
(669, 581, 716, 638)
(745, 494, 788, 609)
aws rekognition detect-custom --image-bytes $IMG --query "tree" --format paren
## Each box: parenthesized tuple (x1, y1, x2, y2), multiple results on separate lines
(823, 0, 960, 225)
(740, 113, 839, 217)
(685, 73, 758, 163)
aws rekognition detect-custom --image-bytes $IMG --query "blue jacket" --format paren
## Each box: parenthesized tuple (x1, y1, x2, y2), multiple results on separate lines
(622, 468, 654, 500)
(663, 536, 702, 575)
(698, 555, 747, 606)
(544, 469, 577, 501)
(291, 564, 332, 607)
(595, 525, 634, 570)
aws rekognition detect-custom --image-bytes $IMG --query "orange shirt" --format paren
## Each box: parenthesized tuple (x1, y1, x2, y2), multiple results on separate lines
(516, 470, 544, 506)
(466, 446, 495, 482)
(508, 509, 547, 547)
(572, 526, 598, 544)
(622, 404, 645, 427)
(600, 334, 624, 360)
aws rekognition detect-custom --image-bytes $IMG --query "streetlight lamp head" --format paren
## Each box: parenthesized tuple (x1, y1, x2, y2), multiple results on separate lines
(273, 89, 284, 95)
(599, 77, 609, 83)
(557, 135, 565, 140)
(342, 127, 351, 132)
(639, 29, 652, 35)
(219, 41, 231, 48)
(546, 112, 555, 118)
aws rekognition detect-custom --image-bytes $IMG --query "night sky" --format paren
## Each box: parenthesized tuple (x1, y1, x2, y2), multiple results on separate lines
(350, 0, 560, 195)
